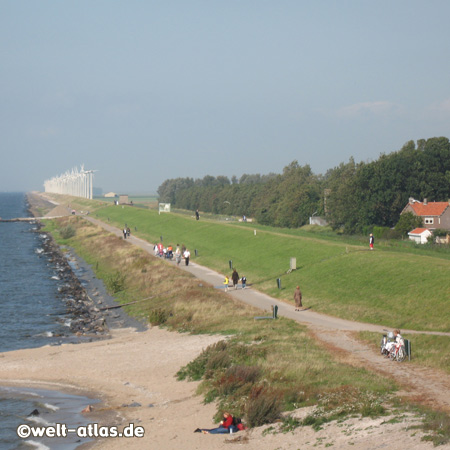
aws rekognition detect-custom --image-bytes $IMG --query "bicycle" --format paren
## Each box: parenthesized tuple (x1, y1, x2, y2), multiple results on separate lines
(388, 343, 406, 362)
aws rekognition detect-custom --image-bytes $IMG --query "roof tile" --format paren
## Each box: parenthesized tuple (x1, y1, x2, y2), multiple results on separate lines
(409, 202, 449, 216)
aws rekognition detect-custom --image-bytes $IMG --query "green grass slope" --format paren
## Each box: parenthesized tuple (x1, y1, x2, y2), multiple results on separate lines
(94, 205, 450, 332)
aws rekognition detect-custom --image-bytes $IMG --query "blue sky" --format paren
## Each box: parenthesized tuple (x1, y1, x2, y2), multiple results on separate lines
(1, 1, 450, 193)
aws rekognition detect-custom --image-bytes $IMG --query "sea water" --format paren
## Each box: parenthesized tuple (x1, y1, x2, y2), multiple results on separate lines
(0, 193, 96, 450)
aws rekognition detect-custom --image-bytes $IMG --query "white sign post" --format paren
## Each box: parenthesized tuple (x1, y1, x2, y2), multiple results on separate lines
(158, 203, 171, 215)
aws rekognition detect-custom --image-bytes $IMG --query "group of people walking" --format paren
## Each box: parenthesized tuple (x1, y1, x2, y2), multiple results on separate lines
(223, 269, 247, 292)
(222, 269, 306, 313)
(153, 243, 191, 266)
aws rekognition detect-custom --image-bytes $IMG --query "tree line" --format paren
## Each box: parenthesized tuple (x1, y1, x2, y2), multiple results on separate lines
(157, 137, 450, 234)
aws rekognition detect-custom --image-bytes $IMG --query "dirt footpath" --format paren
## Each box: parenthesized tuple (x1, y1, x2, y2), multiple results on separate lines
(313, 328, 450, 413)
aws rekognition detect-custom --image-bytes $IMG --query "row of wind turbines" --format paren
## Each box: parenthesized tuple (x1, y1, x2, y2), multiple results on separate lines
(44, 165, 97, 200)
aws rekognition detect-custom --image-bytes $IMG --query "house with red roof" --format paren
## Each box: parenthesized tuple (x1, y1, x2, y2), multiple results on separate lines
(401, 198, 450, 231)
(407, 228, 432, 244)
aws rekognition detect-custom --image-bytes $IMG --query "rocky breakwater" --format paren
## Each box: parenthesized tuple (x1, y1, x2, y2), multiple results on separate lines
(37, 225, 110, 339)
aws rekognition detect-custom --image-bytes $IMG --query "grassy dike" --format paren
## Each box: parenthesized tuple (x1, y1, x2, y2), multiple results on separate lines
(43, 215, 398, 429)
(90, 203, 450, 332)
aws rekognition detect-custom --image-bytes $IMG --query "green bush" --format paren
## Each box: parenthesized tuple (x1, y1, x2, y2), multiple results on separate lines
(176, 340, 228, 381)
(395, 212, 423, 236)
(215, 366, 260, 398)
(148, 308, 171, 326)
(105, 271, 126, 293)
(361, 225, 374, 236)
(205, 351, 232, 374)
(245, 386, 282, 427)
(226, 365, 261, 384)
(279, 415, 302, 433)
(59, 225, 76, 239)
(372, 226, 390, 239)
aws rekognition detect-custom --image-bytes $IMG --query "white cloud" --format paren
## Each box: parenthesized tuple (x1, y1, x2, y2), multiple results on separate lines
(336, 101, 400, 118)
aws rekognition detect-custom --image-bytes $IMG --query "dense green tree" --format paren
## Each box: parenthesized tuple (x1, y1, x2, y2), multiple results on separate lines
(324, 158, 360, 232)
(156, 137, 450, 233)
(395, 212, 424, 237)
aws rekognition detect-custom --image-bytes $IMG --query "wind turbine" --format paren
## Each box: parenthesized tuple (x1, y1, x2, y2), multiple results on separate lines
(43, 164, 98, 199)
(80, 164, 98, 199)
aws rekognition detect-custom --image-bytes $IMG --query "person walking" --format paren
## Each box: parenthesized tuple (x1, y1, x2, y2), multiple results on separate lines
(223, 275, 229, 292)
(175, 245, 182, 266)
(184, 248, 191, 266)
(241, 275, 247, 289)
(231, 269, 239, 289)
(369, 233, 374, 250)
(294, 285, 302, 311)
(123, 228, 127, 239)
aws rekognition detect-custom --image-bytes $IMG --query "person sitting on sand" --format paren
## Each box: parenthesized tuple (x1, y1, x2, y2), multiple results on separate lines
(194, 412, 237, 434)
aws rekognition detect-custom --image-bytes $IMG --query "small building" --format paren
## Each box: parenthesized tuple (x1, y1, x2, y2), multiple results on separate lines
(408, 228, 432, 244)
(104, 192, 117, 198)
(119, 195, 129, 205)
(400, 198, 450, 231)
(309, 216, 328, 226)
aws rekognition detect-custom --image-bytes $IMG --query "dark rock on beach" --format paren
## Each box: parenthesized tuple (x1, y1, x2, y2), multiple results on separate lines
(26, 193, 146, 339)
(34, 222, 110, 339)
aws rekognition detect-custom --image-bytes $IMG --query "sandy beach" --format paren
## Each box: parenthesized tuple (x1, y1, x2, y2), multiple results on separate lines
(0, 325, 440, 450)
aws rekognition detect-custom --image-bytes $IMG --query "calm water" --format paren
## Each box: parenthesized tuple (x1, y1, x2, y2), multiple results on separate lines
(0, 192, 96, 450)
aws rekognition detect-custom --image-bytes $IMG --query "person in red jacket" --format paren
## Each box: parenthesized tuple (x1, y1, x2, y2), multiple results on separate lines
(195, 412, 237, 434)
